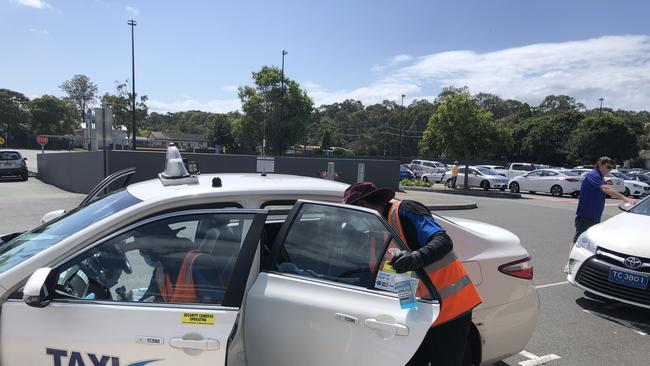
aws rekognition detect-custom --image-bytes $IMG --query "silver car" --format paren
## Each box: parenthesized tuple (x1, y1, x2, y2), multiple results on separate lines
(446, 166, 509, 191)
(0, 150, 28, 181)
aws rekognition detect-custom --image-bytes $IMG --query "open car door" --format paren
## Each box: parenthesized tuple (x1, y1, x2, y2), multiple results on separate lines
(80, 167, 137, 206)
(243, 200, 440, 366)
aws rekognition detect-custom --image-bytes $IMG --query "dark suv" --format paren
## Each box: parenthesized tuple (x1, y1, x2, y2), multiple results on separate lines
(0, 150, 28, 181)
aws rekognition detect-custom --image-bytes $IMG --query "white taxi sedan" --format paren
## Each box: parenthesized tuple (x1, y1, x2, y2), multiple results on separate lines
(0, 147, 538, 366)
(567, 196, 650, 309)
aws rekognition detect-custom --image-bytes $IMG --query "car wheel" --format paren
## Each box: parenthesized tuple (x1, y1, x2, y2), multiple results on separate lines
(509, 182, 520, 193)
(21, 174, 28, 182)
(480, 181, 490, 191)
(551, 185, 563, 197)
(624, 188, 630, 197)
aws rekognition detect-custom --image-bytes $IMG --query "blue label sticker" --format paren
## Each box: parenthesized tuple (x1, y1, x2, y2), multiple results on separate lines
(395, 276, 417, 309)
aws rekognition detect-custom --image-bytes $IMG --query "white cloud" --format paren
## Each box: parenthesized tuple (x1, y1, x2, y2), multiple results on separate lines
(28, 28, 49, 35)
(220, 85, 238, 93)
(317, 35, 650, 110)
(148, 98, 241, 114)
(149, 35, 650, 113)
(125, 5, 139, 16)
(14, 0, 50, 9)
(371, 54, 413, 73)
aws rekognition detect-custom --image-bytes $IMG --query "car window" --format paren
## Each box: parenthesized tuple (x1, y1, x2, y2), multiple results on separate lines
(274, 203, 432, 300)
(412, 160, 421, 165)
(561, 170, 580, 176)
(423, 162, 435, 167)
(0, 152, 20, 160)
(53, 212, 257, 305)
(543, 171, 559, 176)
(476, 167, 498, 175)
(629, 198, 650, 216)
(0, 189, 141, 274)
(526, 171, 541, 177)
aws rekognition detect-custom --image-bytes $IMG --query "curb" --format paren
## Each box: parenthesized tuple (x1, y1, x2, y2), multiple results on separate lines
(425, 202, 478, 211)
(402, 186, 522, 199)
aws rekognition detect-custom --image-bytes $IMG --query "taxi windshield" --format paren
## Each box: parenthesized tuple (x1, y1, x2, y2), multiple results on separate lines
(476, 167, 498, 176)
(0, 189, 141, 274)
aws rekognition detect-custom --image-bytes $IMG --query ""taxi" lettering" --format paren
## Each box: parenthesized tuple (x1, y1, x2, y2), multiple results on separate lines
(47, 348, 118, 366)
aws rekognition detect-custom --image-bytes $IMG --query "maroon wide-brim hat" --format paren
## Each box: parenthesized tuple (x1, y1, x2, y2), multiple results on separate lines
(343, 182, 395, 205)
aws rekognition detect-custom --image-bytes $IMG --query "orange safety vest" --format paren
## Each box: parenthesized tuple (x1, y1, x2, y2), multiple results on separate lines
(387, 199, 481, 326)
(155, 250, 202, 303)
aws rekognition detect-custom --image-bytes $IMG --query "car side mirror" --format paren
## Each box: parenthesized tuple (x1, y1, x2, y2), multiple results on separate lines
(618, 202, 634, 212)
(41, 209, 66, 224)
(23, 267, 57, 308)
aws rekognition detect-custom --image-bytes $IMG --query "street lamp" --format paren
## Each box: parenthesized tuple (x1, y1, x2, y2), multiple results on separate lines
(399, 94, 405, 160)
(598, 98, 604, 119)
(128, 19, 137, 150)
(281, 50, 288, 90)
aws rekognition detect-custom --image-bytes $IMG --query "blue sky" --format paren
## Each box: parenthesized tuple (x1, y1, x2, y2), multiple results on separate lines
(2, 0, 650, 113)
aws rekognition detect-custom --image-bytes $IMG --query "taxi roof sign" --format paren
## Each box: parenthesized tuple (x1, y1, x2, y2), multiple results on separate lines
(158, 145, 199, 186)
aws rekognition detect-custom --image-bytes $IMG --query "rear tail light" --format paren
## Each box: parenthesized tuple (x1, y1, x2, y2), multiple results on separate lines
(498, 257, 533, 280)
(605, 179, 613, 185)
(565, 178, 579, 182)
(21, 159, 26, 167)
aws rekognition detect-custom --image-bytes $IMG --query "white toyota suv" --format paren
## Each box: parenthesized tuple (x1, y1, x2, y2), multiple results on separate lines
(0, 147, 538, 366)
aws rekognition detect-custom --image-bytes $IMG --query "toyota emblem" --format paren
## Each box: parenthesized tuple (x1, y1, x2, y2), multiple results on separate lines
(624, 256, 642, 269)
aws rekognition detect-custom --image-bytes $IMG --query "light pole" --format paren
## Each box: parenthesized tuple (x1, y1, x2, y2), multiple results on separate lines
(281, 50, 288, 90)
(399, 94, 405, 160)
(598, 98, 604, 119)
(128, 19, 137, 150)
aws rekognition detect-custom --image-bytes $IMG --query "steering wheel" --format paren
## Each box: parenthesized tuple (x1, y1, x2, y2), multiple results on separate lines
(113, 243, 133, 274)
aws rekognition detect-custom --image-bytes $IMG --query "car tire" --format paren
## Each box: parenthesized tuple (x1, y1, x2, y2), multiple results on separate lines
(551, 185, 563, 197)
(481, 181, 490, 191)
(21, 174, 28, 182)
(509, 182, 520, 193)
(624, 188, 630, 197)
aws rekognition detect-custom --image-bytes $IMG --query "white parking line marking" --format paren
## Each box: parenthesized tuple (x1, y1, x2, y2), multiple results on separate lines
(518, 350, 561, 366)
(582, 309, 647, 336)
(534, 281, 569, 289)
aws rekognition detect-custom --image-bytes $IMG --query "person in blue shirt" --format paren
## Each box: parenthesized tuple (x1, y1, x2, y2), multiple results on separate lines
(574, 156, 634, 243)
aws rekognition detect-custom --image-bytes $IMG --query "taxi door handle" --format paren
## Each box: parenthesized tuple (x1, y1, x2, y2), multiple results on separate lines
(364, 318, 410, 336)
(170, 338, 220, 351)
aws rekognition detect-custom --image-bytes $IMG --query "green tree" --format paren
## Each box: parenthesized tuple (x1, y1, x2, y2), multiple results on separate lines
(59, 75, 98, 126)
(207, 113, 236, 152)
(568, 114, 638, 165)
(29, 95, 78, 135)
(239, 66, 313, 155)
(537, 95, 585, 114)
(101, 80, 148, 138)
(0, 89, 31, 147)
(419, 92, 498, 188)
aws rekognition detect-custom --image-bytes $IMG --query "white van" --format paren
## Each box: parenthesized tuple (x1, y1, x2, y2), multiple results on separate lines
(410, 159, 447, 173)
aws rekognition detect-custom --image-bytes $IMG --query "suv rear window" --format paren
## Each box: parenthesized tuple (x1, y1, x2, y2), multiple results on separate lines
(0, 152, 20, 160)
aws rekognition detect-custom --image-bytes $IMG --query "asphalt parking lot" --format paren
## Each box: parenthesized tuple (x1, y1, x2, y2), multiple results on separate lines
(445, 194, 648, 366)
(0, 178, 647, 366)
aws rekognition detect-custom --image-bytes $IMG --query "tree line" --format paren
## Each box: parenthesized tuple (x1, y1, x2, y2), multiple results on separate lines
(2, 69, 649, 166)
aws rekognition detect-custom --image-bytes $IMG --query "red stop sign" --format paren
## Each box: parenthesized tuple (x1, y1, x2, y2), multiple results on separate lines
(37, 135, 49, 145)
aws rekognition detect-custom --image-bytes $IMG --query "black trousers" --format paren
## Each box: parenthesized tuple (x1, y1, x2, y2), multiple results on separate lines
(406, 312, 472, 366)
(450, 176, 458, 188)
(573, 216, 600, 243)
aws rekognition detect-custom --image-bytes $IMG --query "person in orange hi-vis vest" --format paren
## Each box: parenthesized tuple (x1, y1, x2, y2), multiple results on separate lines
(343, 181, 481, 366)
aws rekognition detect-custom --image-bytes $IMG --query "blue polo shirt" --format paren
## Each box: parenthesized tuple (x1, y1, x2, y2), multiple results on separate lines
(576, 168, 606, 220)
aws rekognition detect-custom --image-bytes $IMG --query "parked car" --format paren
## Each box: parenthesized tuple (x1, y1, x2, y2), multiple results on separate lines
(407, 164, 427, 178)
(493, 163, 539, 179)
(0, 146, 538, 366)
(0, 150, 28, 181)
(626, 172, 650, 185)
(400, 164, 415, 180)
(410, 159, 447, 174)
(611, 171, 650, 197)
(508, 169, 582, 197)
(421, 167, 447, 183)
(566, 196, 650, 309)
(446, 166, 509, 191)
(476, 165, 506, 173)
(571, 169, 626, 195)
